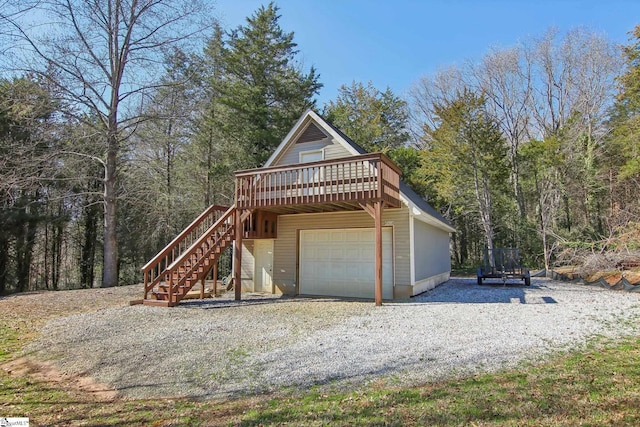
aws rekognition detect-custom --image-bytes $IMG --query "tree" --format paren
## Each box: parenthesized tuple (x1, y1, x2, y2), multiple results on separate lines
(212, 2, 322, 169)
(324, 81, 410, 153)
(605, 25, 640, 230)
(0, 76, 58, 293)
(519, 137, 564, 273)
(608, 25, 640, 181)
(410, 26, 621, 267)
(473, 45, 532, 218)
(193, 23, 235, 207)
(133, 48, 204, 240)
(530, 28, 620, 235)
(3, 0, 210, 287)
(421, 90, 510, 257)
(322, 81, 428, 194)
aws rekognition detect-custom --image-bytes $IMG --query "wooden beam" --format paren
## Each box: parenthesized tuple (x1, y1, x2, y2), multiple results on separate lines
(213, 262, 218, 297)
(359, 201, 375, 218)
(200, 273, 205, 300)
(234, 208, 243, 301)
(240, 208, 255, 223)
(360, 200, 384, 305)
(374, 200, 383, 306)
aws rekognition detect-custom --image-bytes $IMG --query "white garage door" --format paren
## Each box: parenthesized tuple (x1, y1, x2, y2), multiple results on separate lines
(299, 227, 393, 299)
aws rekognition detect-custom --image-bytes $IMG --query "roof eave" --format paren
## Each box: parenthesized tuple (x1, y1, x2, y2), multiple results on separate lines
(400, 193, 457, 233)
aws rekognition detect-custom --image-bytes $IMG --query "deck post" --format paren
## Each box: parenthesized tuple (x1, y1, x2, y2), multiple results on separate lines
(143, 272, 148, 300)
(213, 262, 218, 296)
(234, 208, 243, 301)
(374, 200, 383, 306)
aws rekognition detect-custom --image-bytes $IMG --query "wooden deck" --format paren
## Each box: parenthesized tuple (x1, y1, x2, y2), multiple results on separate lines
(234, 153, 401, 214)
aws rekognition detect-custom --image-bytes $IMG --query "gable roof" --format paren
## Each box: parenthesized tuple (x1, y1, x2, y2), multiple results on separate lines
(264, 110, 360, 166)
(266, 110, 455, 233)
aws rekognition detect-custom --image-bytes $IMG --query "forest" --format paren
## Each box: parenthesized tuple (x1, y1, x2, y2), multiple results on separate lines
(1, 1, 639, 293)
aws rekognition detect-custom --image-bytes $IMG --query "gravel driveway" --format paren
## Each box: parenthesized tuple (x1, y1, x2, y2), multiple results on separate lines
(26, 277, 640, 399)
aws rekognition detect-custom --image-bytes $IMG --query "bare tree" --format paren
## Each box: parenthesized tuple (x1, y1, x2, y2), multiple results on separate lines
(472, 45, 533, 217)
(409, 66, 467, 139)
(530, 28, 620, 232)
(2, 0, 211, 287)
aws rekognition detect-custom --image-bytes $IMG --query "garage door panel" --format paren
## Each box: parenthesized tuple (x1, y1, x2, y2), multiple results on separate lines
(300, 228, 393, 299)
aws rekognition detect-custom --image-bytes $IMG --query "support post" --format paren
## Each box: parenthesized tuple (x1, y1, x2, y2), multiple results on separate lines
(200, 273, 205, 300)
(213, 262, 218, 297)
(234, 208, 243, 301)
(374, 200, 383, 306)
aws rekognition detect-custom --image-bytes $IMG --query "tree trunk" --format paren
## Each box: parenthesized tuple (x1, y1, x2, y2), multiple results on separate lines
(51, 217, 63, 290)
(44, 223, 50, 290)
(80, 200, 99, 288)
(15, 204, 38, 292)
(102, 131, 118, 288)
(205, 126, 213, 207)
(0, 232, 8, 294)
(472, 160, 495, 259)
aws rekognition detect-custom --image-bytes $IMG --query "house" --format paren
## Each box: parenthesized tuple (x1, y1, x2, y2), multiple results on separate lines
(141, 110, 455, 306)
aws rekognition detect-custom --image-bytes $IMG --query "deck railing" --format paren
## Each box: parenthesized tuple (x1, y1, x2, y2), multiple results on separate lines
(234, 153, 401, 210)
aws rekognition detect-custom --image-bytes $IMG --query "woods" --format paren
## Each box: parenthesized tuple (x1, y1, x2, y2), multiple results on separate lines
(412, 27, 631, 271)
(1, 2, 639, 293)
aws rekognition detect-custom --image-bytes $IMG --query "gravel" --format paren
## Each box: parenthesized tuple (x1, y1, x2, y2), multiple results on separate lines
(26, 277, 640, 399)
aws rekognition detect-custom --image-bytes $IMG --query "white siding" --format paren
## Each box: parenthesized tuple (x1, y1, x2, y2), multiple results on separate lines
(413, 218, 451, 282)
(274, 138, 352, 166)
(240, 241, 255, 291)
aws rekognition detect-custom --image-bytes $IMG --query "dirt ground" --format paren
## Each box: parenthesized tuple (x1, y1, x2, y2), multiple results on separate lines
(1, 284, 141, 399)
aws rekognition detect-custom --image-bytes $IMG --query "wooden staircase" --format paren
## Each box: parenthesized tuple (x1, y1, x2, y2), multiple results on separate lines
(141, 205, 236, 307)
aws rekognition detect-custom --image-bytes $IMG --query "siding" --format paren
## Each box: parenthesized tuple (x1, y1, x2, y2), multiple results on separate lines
(272, 207, 410, 295)
(413, 218, 451, 281)
(240, 241, 255, 291)
(274, 138, 353, 166)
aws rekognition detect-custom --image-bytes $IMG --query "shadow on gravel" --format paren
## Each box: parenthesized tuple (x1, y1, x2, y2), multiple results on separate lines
(411, 278, 558, 304)
(176, 278, 560, 309)
(178, 294, 357, 310)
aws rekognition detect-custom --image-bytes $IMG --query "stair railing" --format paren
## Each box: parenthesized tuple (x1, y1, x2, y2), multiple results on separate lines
(161, 205, 236, 304)
(142, 205, 229, 299)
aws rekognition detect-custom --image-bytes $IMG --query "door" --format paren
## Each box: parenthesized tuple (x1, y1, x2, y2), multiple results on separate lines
(254, 239, 273, 292)
(299, 228, 393, 299)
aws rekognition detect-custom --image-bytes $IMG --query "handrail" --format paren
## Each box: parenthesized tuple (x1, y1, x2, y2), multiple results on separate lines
(162, 205, 236, 302)
(142, 205, 229, 299)
(165, 205, 235, 272)
(141, 204, 228, 272)
(235, 152, 402, 176)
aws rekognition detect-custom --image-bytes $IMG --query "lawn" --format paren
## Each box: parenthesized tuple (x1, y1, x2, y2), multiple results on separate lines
(1, 290, 639, 426)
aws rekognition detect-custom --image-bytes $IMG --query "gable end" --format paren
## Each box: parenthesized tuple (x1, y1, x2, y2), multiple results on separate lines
(295, 122, 327, 144)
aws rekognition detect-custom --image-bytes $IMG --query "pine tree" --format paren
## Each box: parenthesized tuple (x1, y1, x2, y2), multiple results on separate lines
(212, 3, 322, 168)
(421, 90, 510, 254)
(324, 81, 409, 153)
(608, 25, 640, 181)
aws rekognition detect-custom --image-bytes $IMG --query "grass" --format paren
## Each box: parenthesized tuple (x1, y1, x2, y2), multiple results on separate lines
(237, 339, 640, 426)
(1, 309, 639, 425)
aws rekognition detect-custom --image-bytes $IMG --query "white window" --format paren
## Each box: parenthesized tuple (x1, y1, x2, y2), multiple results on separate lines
(299, 149, 324, 196)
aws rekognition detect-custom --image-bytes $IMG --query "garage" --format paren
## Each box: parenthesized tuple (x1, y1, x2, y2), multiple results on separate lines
(299, 227, 393, 299)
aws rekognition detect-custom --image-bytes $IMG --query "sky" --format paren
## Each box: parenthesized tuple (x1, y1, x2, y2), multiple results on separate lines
(212, 0, 640, 107)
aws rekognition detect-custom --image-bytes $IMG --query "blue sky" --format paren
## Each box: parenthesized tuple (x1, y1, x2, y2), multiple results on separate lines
(214, 0, 640, 106)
